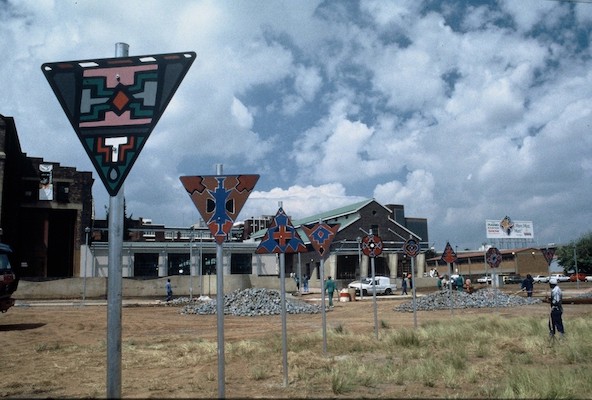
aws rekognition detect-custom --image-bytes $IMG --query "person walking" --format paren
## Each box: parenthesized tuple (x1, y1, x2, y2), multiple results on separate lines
(548, 278, 565, 338)
(522, 274, 534, 297)
(325, 276, 336, 307)
(165, 278, 173, 302)
(401, 276, 408, 295)
(303, 274, 309, 293)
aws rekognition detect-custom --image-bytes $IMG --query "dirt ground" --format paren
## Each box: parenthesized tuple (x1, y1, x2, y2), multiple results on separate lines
(2, 284, 591, 398)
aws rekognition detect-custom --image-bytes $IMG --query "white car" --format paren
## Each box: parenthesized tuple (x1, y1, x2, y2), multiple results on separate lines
(347, 276, 396, 296)
(550, 273, 570, 283)
(477, 276, 492, 284)
(586, 276, 592, 282)
(533, 275, 549, 283)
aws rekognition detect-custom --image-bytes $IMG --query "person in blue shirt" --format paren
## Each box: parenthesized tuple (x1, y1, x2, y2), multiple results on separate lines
(165, 278, 173, 302)
(521, 274, 534, 297)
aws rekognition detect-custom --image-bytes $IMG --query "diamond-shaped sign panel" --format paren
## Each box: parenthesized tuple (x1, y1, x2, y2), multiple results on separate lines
(180, 175, 259, 245)
(441, 242, 457, 264)
(256, 207, 307, 254)
(486, 247, 502, 268)
(301, 222, 340, 259)
(404, 238, 420, 257)
(42, 51, 196, 196)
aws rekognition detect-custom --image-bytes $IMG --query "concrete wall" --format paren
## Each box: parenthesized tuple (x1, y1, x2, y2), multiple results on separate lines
(13, 275, 300, 300)
(13, 276, 440, 300)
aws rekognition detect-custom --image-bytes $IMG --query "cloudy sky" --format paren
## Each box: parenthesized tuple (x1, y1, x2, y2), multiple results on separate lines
(2, 0, 592, 251)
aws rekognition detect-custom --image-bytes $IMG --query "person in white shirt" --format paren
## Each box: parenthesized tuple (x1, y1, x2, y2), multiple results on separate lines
(548, 278, 564, 337)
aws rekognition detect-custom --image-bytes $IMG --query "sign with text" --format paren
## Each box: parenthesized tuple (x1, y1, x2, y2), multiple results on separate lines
(485, 217, 534, 239)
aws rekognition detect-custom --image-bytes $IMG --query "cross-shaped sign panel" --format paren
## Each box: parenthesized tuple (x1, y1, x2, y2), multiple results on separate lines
(361, 234, 383, 258)
(42, 51, 196, 196)
(486, 247, 502, 268)
(301, 223, 340, 259)
(180, 175, 259, 245)
(441, 242, 457, 264)
(256, 207, 307, 254)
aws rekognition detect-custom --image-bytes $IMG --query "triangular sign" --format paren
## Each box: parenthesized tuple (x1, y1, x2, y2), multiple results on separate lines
(180, 175, 259, 245)
(441, 242, 457, 264)
(301, 222, 340, 259)
(541, 247, 556, 266)
(42, 51, 196, 196)
(256, 207, 307, 254)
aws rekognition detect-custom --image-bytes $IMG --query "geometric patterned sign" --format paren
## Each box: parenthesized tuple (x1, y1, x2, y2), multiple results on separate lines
(361, 234, 383, 258)
(179, 175, 259, 245)
(256, 207, 307, 254)
(403, 238, 420, 257)
(486, 247, 502, 268)
(41, 52, 196, 196)
(541, 247, 556, 266)
(301, 222, 340, 259)
(440, 241, 457, 264)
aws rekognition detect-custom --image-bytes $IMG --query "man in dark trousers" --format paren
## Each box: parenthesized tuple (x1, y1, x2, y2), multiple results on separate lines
(325, 276, 336, 307)
(548, 278, 564, 338)
(521, 274, 534, 297)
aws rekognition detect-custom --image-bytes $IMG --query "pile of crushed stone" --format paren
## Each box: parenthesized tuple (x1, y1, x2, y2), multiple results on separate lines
(177, 288, 322, 316)
(394, 289, 541, 312)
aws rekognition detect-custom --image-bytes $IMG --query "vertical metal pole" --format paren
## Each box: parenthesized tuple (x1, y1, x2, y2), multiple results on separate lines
(371, 256, 378, 339)
(189, 228, 194, 301)
(574, 245, 579, 290)
(106, 41, 128, 400)
(83, 227, 90, 304)
(279, 252, 289, 386)
(297, 252, 302, 295)
(448, 262, 453, 316)
(320, 258, 327, 353)
(411, 255, 417, 329)
(215, 163, 225, 399)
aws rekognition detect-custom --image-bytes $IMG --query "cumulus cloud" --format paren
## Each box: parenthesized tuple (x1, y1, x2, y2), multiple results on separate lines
(2, 1, 592, 250)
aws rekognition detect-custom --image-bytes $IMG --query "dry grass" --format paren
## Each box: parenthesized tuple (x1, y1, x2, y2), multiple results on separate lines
(3, 301, 592, 398)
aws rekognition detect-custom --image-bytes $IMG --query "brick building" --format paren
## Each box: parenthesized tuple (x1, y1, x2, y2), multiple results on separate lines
(0, 114, 93, 277)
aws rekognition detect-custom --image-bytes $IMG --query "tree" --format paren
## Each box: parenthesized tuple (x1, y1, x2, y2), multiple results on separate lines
(556, 232, 592, 274)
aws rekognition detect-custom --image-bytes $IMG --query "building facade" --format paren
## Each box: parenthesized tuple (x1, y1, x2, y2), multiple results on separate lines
(0, 115, 93, 278)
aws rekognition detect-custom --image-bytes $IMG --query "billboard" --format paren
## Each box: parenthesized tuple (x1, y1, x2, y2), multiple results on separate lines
(485, 216, 534, 239)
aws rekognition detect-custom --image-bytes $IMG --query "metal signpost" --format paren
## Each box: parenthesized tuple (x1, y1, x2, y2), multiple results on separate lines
(301, 221, 340, 353)
(441, 242, 457, 315)
(486, 246, 502, 311)
(403, 237, 421, 328)
(361, 230, 383, 339)
(180, 169, 259, 398)
(42, 44, 195, 398)
(256, 205, 307, 387)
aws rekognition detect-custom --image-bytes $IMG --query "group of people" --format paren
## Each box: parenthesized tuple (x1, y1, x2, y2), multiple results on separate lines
(436, 274, 471, 293)
(291, 272, 310, 293)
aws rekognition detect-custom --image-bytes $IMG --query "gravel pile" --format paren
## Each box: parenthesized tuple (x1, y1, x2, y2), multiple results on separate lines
(394, 289, 541, 312)
(179, 288, 322, 316)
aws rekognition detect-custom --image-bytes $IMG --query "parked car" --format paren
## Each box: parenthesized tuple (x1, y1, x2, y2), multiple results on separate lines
(347, 276, 397, 296)
(503, 275, 522, 284)
(533, 275, 549, 283)
(570, 273, 587, 282)
(550, 273, 570, 283)
(586, 276, 592, 282)
(477, 276, 492, 284)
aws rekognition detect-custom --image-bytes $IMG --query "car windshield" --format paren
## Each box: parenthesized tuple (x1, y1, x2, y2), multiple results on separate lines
(361, 278, 372, 284)
(0, 254, 11, 271)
